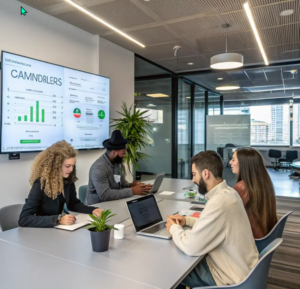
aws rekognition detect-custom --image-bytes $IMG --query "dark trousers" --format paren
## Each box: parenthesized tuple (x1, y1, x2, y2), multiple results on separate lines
(176, 257, 216, 289)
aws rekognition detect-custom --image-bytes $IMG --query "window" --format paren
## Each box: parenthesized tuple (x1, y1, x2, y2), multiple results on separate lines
(224, 104, 290, 146)
(293, 103, 300, 146)
(194, 87, 205, 155)
(208, 92, 220, 115)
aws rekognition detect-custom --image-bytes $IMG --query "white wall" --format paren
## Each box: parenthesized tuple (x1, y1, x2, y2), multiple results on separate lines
(0, 0, 134, 208)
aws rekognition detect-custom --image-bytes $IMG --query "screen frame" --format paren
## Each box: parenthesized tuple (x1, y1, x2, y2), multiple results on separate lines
(126, 194, 163, 232)
(0, 50, 110, 154)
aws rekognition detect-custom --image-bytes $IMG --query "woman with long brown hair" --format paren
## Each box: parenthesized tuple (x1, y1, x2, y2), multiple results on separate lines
(229, 147, 277, 239)
(19, 140, 103, 228)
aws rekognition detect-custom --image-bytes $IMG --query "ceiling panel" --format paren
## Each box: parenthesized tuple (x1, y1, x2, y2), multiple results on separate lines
(252, 0, 300, 28)
(137, 0, 218, 21)
(18, 0, 300, 75)
(20, 0, 64, 9)
(156, 55, 209, 72)
(167, 16, 228, 40)
(55, 10, 110, 35)
(124, 26, 180, 46)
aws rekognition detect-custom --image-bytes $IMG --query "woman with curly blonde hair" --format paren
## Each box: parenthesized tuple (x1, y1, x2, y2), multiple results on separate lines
(19, 140, 103, 228)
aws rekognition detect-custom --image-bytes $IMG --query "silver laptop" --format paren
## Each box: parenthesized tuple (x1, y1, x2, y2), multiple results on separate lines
(147, 172, 165, 194)
(126, 194, 172, 239)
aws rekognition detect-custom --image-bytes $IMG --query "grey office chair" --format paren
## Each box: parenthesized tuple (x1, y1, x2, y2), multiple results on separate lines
(255, 211, 292, 253)
(194, 238, 283, 289)
(79, 185, 88, 204)
(0, 204, 23, 231)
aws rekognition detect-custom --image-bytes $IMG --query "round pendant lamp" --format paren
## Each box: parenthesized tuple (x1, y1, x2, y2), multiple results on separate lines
(210, 24, 244, 70)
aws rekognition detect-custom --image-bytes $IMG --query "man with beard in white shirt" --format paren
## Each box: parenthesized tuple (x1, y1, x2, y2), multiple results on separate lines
(166, 150, 259, 288)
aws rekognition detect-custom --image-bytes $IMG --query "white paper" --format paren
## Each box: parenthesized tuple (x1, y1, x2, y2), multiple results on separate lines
(159, 191, 175, 195)
(114, 174, 121, 183)
(55, 213, 93, 231)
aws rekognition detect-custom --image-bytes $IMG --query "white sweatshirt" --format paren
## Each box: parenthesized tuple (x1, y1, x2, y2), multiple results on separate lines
(170, 180, 259, 286)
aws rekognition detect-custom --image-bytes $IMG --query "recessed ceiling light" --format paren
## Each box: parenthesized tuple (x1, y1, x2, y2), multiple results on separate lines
(144, 0, 151, 1)
(280, 9, 294, 17)
(64, 0, 145, 48)
(147, 104, 156, 107)
(186, 97, 191, 99)
(147, 93, 169, 98)
(216, 86, 240, 91)
(243, 2, 269, 65)
(187, 63, 194, 65)
(218, 78, 223, 80)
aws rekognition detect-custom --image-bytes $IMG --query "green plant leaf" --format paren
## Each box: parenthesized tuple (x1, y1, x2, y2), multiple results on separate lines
(86, 210, 117, 232)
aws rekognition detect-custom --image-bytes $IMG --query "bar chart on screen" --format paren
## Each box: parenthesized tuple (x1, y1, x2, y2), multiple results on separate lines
(6, 91, 64, 127)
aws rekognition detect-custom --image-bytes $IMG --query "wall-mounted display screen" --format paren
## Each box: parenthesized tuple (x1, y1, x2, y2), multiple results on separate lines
(1, 51, 110, 153)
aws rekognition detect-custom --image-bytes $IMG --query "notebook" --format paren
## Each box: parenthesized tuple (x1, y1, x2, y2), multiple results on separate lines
(54, 213, 92, 231)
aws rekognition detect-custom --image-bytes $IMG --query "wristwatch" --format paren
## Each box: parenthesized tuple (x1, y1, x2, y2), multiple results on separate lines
(54, 214, 63, 226)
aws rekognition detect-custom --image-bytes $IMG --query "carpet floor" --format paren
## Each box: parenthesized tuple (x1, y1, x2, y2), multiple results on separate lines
(268, 196, 300, 289)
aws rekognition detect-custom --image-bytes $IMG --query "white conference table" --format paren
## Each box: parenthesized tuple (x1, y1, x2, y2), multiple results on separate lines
(151, 178, 206, 204)
(0, 197, 203, 289)
(0, 239, 156, 289)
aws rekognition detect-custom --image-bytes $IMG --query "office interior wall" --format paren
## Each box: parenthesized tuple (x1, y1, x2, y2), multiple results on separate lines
(0, 0, 134, 209)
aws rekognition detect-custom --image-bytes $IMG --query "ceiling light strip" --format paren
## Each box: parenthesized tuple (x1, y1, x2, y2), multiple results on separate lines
(64, 0, 145, 48)
(243, 2, 268, 65)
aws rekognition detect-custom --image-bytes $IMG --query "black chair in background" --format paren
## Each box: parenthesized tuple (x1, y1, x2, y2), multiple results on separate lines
(268, 149, 282, 170)
(225, 143, 235, 167)
(279, 150, 298, 169)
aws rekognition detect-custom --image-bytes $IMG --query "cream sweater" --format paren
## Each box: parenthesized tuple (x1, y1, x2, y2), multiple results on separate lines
(170, 181, 259, 286)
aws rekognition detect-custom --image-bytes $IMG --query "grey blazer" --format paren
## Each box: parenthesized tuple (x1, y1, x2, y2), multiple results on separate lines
(85, 153, 132, 205)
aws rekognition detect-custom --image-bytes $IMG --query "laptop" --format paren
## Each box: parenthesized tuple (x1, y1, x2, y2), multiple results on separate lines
(126, 194, 172, 239)
(147, 172, 165, 194)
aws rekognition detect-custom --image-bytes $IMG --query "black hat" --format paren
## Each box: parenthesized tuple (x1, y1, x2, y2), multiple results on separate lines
(103, 130, 127, 150)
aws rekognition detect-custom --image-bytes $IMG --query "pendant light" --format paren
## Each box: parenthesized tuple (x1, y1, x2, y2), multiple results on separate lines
(210, 24, 244, 70)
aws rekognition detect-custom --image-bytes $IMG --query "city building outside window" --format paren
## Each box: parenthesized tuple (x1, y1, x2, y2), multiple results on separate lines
(224, 104, 290, 146)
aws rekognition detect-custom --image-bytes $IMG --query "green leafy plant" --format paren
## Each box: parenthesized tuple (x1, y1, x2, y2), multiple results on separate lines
(110, 102, 152, 174)
(85, 209, 117, 232)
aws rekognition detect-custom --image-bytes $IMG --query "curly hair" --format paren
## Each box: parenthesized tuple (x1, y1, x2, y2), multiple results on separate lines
(29, 140, 78, 199)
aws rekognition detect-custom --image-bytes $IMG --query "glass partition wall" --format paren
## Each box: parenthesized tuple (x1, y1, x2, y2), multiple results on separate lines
(134, 55, 222, 179)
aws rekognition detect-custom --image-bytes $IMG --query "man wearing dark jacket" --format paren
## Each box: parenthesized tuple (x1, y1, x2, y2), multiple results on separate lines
(85, 130, 151, 205)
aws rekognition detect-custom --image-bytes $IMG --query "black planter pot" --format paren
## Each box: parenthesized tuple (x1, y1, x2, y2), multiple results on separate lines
(89, 229, 111, 252)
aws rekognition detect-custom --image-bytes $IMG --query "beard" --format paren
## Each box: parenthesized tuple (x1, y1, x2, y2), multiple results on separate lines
(114, 155, 124, 164)
(197, 178, 208, 195)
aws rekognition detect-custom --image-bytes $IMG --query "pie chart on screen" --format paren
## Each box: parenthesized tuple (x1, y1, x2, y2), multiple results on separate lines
(73, 108, 81, 118)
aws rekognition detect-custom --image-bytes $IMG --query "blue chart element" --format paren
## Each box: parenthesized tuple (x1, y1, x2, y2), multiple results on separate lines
(21, 7, 27, 16)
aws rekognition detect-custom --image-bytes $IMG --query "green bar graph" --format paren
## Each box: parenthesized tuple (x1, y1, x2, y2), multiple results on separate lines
(24, 116, 28, 122)
(42, 109, 45, 122)
(18, 116, 21, 121)
(36, 101, 39, 122)
(30, 106, 33, 122)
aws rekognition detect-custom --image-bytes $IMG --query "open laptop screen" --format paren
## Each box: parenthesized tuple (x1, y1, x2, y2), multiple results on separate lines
(127, 195, 163, 232)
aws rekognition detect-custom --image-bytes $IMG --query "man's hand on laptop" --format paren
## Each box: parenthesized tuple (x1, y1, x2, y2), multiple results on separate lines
(130, 181, 152, 188)
(167, 214, 186, 227)
(131, 183, 152, 195)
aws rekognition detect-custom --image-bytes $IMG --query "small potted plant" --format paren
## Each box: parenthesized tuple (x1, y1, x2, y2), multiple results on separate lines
(86, 209, 117, 252)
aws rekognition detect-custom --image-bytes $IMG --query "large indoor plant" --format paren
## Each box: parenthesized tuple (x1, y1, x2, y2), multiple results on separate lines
(110, 102, 152, 176)
(86, 209, 117, 252)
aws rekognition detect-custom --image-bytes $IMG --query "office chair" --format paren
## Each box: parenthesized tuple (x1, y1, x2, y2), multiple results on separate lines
(225, 143, 235, 167)
(255, 211, 292, 253)
(279, 151, 298, 169)
(0, 204, 23, 231)
(268, 149, 282, 170)
(194, 239, 283, 289)
(79, 184, 88, 204)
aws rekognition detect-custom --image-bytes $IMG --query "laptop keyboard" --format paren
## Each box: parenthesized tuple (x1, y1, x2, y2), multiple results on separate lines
(143, 222, 167, 234)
